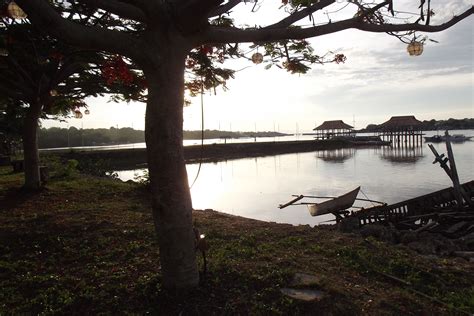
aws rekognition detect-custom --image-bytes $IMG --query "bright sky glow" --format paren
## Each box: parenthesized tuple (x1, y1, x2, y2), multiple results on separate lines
(42, 0, 473, 133)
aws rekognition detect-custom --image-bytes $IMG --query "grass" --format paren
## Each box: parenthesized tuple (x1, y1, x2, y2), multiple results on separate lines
(1, 165, 473, 315)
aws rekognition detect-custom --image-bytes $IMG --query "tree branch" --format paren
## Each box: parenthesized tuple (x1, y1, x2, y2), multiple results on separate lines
(351, 1, 390, 21)
(6, 55, 36, 90)
(52, 62, 86, 88)
(0, 84, 25, 99)
(16, 0, 143, 60)
(77, 0, 146, 22)
(208, 0, 241, 17)
(0, 71, 32, 98)
(203, 6, 473, 44)
(173, 0, 224, 35)
(265, 0, 335, 29)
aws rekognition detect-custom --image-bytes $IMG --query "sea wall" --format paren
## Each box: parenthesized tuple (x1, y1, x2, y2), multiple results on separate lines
(44, 139, 388, 170)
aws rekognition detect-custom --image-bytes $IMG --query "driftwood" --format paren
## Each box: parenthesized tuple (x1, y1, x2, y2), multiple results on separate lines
(346, 182, 474, 259)
(428, 132, 473, 207)
(353, 180, 474, 228)
(396, 211, 474, 237)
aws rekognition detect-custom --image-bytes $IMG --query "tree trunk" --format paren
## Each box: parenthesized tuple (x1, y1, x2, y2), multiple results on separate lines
(144, 47, 198, 290)
(22, 102, 42, 191)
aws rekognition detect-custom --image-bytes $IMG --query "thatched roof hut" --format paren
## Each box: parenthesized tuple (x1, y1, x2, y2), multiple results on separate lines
(377, 115, 424, 146)
(379, 116, 422, 131)
(313, 120, 353, 131)
(313, 120, 354, 139)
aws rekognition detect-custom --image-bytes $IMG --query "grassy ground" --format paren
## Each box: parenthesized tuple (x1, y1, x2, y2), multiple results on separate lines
(1, 165, 473, 315)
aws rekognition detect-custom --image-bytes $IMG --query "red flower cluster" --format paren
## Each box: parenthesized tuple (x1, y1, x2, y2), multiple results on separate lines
(49, 51, 64, 61)
(101, 56, 134, 85)
(199, 45, 213, 55)
(333, 54, 347, 64)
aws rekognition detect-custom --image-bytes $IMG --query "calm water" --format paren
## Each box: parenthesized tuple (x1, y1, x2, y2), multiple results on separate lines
(116, 130, 474, 226)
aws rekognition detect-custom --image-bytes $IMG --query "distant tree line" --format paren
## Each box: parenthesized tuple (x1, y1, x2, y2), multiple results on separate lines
(184, 130, 288, 140)
(360, 118, 474, 132)
(38, 127, 288, 148)
(38, 127, 144, 148)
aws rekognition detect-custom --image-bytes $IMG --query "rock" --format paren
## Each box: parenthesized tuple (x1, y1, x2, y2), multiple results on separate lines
(407, 241, 435, 255)
(407, 232, 460, 255)
(445, 221, 468, 235)
(399, 231, 419, 245)
(280, 288, 325, 302)
(461, 232, 474, 250)
(338, 217, 360, 233)
(357, 224, 401, 243)
(360, 224, 384, 238)
(290, 273, 321, 287)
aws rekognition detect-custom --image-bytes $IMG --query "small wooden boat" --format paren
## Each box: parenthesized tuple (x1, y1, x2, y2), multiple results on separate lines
(307, 187, 360, 216)
(424, 134, 472, 143)
(424, 135, 443, 143)
(450, 134, 472, 143)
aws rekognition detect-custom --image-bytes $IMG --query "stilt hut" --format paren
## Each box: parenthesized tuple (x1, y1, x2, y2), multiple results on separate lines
(313, 120, 354, 140)
(378, 115, 423, 146)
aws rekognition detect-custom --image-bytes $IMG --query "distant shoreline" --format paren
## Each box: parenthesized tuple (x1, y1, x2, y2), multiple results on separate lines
(38, 128, 290, 149)
(37, 119, 473, 149)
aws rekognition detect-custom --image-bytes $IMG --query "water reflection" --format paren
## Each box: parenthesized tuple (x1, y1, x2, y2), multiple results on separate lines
(316, 147, 355, 163)
(380, 144, 424, 163)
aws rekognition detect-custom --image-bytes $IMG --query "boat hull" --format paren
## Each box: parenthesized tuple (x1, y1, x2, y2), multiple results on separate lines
(307, 187, 360, 216)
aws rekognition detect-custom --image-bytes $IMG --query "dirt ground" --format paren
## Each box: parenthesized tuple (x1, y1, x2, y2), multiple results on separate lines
(1, 167, 473, 315)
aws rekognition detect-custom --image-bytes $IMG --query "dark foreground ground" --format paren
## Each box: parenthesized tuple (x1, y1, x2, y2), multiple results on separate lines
(0, 166, 473, 315)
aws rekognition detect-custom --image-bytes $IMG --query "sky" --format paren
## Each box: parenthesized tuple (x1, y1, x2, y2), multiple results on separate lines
(42, 0, 473, 134)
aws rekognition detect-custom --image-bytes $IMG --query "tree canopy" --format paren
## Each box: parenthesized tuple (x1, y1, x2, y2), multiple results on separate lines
(0, 19, 147, 118)
(15, 1, 473, 80)
(0, 15, 147, 189)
